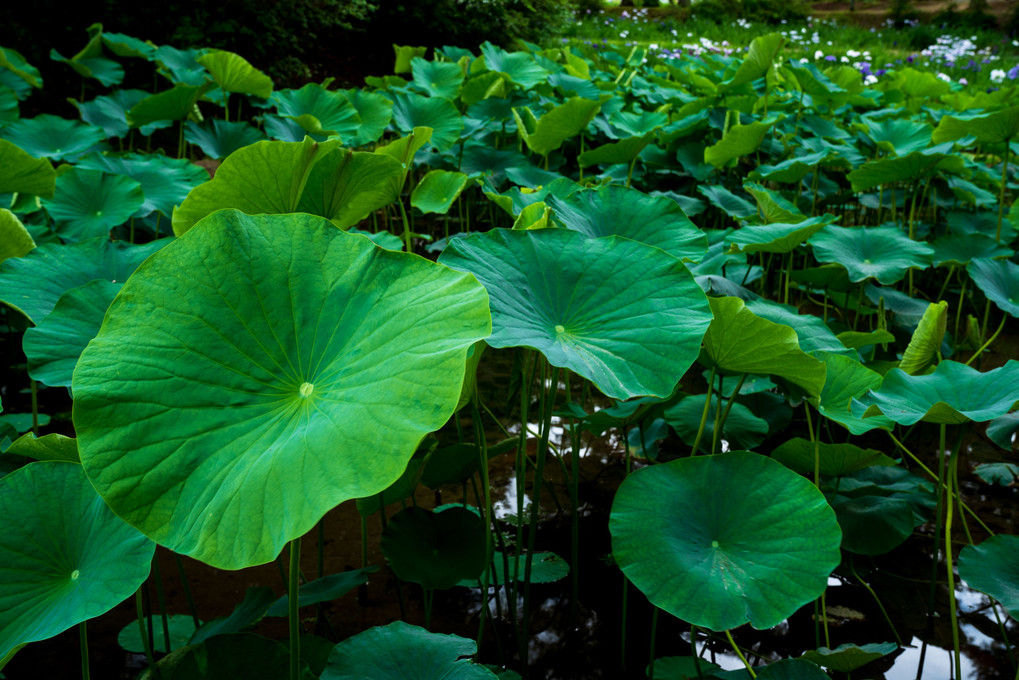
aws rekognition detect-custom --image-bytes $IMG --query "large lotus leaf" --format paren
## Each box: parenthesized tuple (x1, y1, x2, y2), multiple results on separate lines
(49, 49, 124, 87)
(809, 226, 933, 285)
(744, 298, 852, 358)
(862, 117, 932, 156)
(898, 301, 947, 375)
(44, 168, 144, 241)
(727, 215, 835, 255)
(547, 186, 707, 261)
(0, 47, 41, 90)
(411, 170, 470, 215)
(663, 394, 769, 453)
(154, 45, 207, 86)
(172, 137, 339, 235)
(748, 150, 829, 184)
(411, 57, 464, 100)
(0, 237, 167, 324)
(295, 148, 405, 229)
(512, 97, 602, 157)
(697, 184, 758, 220)
(700, 297, 826, 397)
(0, 84, 17, 125)
(847, 150, 965, 192)
(831, 494, 917, 555)
(607, 109, 669, 138)
(861, 360, 1019, 426)
(322, 621, 498, 680)
(987, 411, 1019, 450)
(969, 257, 1019, 318)
(0, 210, 34, 263)
(72, 211, 490, 569)
(197, 49, 272, 99)
(23, 280, 120, 388)
(718, 32, 783, 90)
(932, 234, 1011, 267)
(813, 353, 891, 434)
(577, 133, 654, 168)
(801, 642, 898, 672)
(272, 84, 359, 140)
(704, 120, 773, 168)
(185, 120, 266, 159)
(772, 437, 894, 477)
(0, 461, 154, 661)
(340, 89, 392, 146)
(5, 433, 79, 463)
(391, 92, 463, 151)
(167, 633, 315, 680)
(72, 89, 169, 138)
(933, 107, 1019, 145)
(101, 32, 156, 60)
(461, 551, 569, 588)
(0, 115, 105, 163)
(439, 228, 712, 400)
(381, 506, 486, 590)
(77, 152, 208, 219)
(958, 534, 1019, 620)
(480, 42, 548, 90)
(126, 82, 214, 127)
(610, 451, 842, 632)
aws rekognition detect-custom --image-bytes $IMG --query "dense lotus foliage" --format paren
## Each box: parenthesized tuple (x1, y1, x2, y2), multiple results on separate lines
(0, 17, 1017, 680)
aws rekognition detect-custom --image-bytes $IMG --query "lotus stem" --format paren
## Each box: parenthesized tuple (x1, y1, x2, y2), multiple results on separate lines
(997, 141, 1010, 244)
(30, 380, 38, 436)
(710, 376, 724, 455)
(804, 403, 820, 487)
(691, 366, 716, 456)
(79, 621, 89, 680)
(724, 629, 755, 678)
(151, 553, 172, 654)
(714, 373, 746, 453)
(470, 399, 493, 653)
(173, 554, 199, 629)
(648, 607, 659, 679)
(945, 450, 962, 680)
(925, 424, 948, 628)
(965, 315, 1006, 367)
(289, 537, 301, 680)
(398, 199, 413, 254)
(848, 557, 902, 646)
(135, 588, 156, 672)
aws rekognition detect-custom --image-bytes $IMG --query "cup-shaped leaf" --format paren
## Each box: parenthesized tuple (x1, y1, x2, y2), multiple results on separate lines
(197, 49, 272, 99)
(44, 168, 144, 241)
(958, 534, 1019, 620)
(861, 360, 1019, 426)
(72, 211, 491, 569)
(0, 115, 106, 162)
(411, 57, 465, 100)
(809, 226, 933, 285)
(381, 506, 487, 590)
(862, 117, 932, 156)
(340, 89, 393, 146)
(0, 461, 154, 661)
(480, 42, 548, 90)
(968, 257, 1019, 318)
(391, 92, 464, 151)
(77, 152, 208, 219)
(272, 84, 360, 140)
(610, 451, 842, 631)
(439, 228, 712, 400)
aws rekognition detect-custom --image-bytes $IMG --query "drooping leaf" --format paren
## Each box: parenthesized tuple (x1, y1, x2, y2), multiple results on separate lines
(72, 211, 490, 569)
(266, 567, 379, 616)
(958, 534, 1019, 620)
(968, 257, 1019, 318)
(4, 433, 79, 463)
(0, 210, 34, 263)
(188, 587, 276, 644)
(898, 301, 947, 375)
(772, 437, 894, 477)
(197, 49, 273, 99)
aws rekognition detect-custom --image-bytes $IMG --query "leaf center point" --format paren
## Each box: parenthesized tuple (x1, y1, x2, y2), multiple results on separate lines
(555, 324, 565, 334)
(711, 540, 719, 549)
(299, 382, 314, 398)
(70, 569, 80, 580)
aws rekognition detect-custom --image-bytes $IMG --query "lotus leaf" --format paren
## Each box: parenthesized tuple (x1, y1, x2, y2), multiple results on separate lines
(987, 411, 1019, 450)
(0, 209, 33, 263)
(974, 463, 1018, 486)
(5, 433, 79, 463)
(721, 33, 783, 90)
(727, 215, 834, 255)
(512, 97, 602, 157)
(393, 45, 427, 74)
(862, 117, 932, 156)
(847, 149, 965, 192)
(0, 461, 154, 661)
(957, 534, 1019, 619)
(0, 47, 41, 90)
(411, 57, 464, 100)
(118, 614, 196, 653)
(77, 152, 208, 219)
(898, 301, 947, 375)
(185, 120, 266, 159)
(832, 494, 918, 555)
(272, 84, 359, 139)
(815, 352, 893, 434)
(72, 211, 490, 569)
(411, 170, 470, 215)
(44, 168, 144, 241)
(197, 49, 272, 99)
(647, 656, 721, 680)
(101, 32, 156, 60)
(0, 115, 105, 162)
(72, 89, 169, 138)
(705, 120, 774, 168)
(266, 567, 378, 616)
(968, 257, 1019, 318)
(932, 106, 1019, 145)
(480, 42, 548, 90)
(463, 551, 569, 588)
(340, 89, 393, 146)
(188, 587, 276, 644)
(166, 633, 315, 680)
(381, 506, 487, 590)
(800, 642, 897, 672)
(809, 226, 933, 284)
(610, 451, 842, 631)
(49, 49, 124, 87)
(931, 234, 1011, 267)
(663, 394, 769, 453)
(439, 228, 712, 400)
(744, 298, 853, 358)
(154, 45, 208, 86)
(772, 438, 894, 477)
(391, 92, 463, 151)
(127, 82, 214, 127)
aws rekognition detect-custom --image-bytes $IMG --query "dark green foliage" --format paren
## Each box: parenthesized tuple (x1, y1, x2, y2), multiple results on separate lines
(690, 0, 808, 25)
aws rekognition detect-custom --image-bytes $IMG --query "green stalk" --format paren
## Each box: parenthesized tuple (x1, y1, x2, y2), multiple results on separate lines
(289, 537, 302, 680)
(690, 367, 716, 456)
(925, 425, 948, 626)
(847, 557, 902, 646)
(174, 554, 199, 629)
(648, 607, 659, 679)
(30, 380, 39, 436)
(79, 621, 90, 680)
(470, 399, 493, 653)
(965, 315, 1006, 367)
(997, 141, 1010, 244)
(715, 374, 746, 453)
(710, 376, 725, 456)
(151, 554, 172, 654)
(135, 589, 156, 671)
(724, 630, 755, 678)
(945, 450, 962, 680)
(398, 199, 413, 254)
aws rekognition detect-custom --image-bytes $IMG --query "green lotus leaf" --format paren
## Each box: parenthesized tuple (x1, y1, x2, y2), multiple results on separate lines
(861, 360, 1019, 426)
(974, 462, 1019, 486)
(0, 461, 154, 661)
(815, 352, 893, 434)
(354, 458, 425, 518)
(577, 132, 655, 168)
(154, 45, 208, 86)
(932, 234, 1011, 267)
(756, 659, 831, 679)
(168, 633, 315, 680)
(101, 32, 156, 60)
(0, 237, 165, 324)
(173, 137, 338, 235)
(197, 49, 272, 99)
(22, 279, 120, 388)
(411, 170, 470, 215)
(439, 228, 712, 400)
(862, 117, 932, 156)
(727, 215, 835, 255)
(411, 57, 464, 100)
(185, 120, 266, 159)
(340, 89, 393, 146)
(512, 97, 602, 157)
(266, 566, 379, 616)
(831, 494, 917, 555)
(272, 84, 359, 140)
(480, 42, 549, 90)
(322, 621, 498, 680)
(847, 150, 965, 192)
(809, 226, 933, 285)
(0, 413, 49, 435)
(773, 438, 893, 477)
(744, 298, 853, 358)
(295, 148, 405, 229)
(118, 614, 197, 653)
(697, 185, 758, 220)
(969, 257, 1019, 318)
(461, 551, 570, 588)
(188, 587, 275, 644)
(932, 106, 1019, 145)
(5, 433, 79, 463)
(958, 534, 1019, 619)
(77, 152, 208, 219)
(742, 182, 806, 224)
(898, 301, 947, 375)
(0, 115, 106, 163)
(72, 89, 169, 138)
(391, 92, 464, 151)
(606, 109, 668, 138)
(747, 150, 829, 183)
(663, 394, 769, 453)
(700, 297, 826, 397)
(393, 45, 428, 74)
(381, 506, 486, 590)
(0, 47, 41, 89)
(800, 642, 898, 673)
(44, 168, 144, 241)
(0, 209, 34, 263)
(987, 411, 1019, 450)
(50, 49, 124, 87)
(72, 211, 490, 569)
(647, 656, 722, 680)
(0, 85, 17, 125)
(547, 185, 707, 261)
(349, 228, 403, 251)
(837, 329, 894, 350)
(127, 81, 214, 127)
(721, 32, 783, 90)
(459, 71, 509, 107)
(610, 451, 842, 631)
(705, 120, 774, 168)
